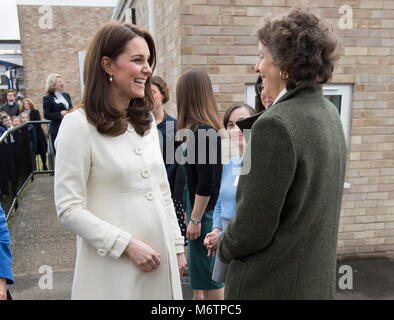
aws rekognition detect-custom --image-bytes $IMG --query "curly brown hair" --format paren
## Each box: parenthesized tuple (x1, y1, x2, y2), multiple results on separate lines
(82, 21, 156, 137)
(257, 8, 340, 90)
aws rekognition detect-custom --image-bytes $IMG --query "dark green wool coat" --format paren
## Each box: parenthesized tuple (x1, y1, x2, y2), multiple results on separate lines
(217, 81, 348, 300)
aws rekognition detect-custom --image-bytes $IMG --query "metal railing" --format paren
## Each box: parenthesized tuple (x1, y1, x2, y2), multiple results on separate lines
(0, 120, 55, 220)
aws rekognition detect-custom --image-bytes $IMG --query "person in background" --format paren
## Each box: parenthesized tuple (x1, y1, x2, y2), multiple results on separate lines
(204, 103, 256, 286)
(176, 69, 224, 300)
(0, 112, 8, 133)
(1, 114, 13, 130)
(217, 8, 347, 300)
(254, 76, 265, 112)
(151, 75, 187, 245)
(151, 76, 176, 181)
(20, 111, 38, 170)
(21, 99, 48, 171)
(1, 90, 20, 117)
(0, 203, 14, 300)
(54, 21, 186, 300)
(12, 116, 20, 127)
(43, 74, 73, 152)
(0, 114, 15, 143)
(257, 78, 275, 109)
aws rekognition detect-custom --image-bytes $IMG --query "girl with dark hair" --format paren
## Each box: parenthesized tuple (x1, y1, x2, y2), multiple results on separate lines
(176, 69, 224, 300)
(204, 103, 256, 285)
(54, 21, 186, 300)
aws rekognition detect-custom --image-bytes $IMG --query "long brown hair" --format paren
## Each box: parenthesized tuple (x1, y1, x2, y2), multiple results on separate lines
(20, 98, 36, 112)
(83, 21, 156, 136)
(176, 69, 222, 132)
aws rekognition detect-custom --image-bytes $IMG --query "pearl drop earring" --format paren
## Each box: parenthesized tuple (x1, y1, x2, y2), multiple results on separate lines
(109, 76, 113, 82)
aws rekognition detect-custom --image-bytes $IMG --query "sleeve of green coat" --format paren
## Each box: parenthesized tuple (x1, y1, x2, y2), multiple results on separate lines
(218, 115, 296, 263)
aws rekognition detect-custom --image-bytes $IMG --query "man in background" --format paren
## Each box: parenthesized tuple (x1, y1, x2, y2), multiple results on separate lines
(1, 90, 20, 117)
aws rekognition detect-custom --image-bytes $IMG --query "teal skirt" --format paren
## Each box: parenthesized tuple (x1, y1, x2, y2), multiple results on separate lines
(182, 157, 224, 290)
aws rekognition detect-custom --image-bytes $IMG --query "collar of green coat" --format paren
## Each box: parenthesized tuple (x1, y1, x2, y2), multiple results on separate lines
(236, 80, 320, 131)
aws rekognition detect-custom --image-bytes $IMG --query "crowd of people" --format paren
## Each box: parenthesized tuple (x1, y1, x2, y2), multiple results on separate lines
(1, 77, 74, 301)
(1, 8, 348, 301)
(0, 72, 74, 171)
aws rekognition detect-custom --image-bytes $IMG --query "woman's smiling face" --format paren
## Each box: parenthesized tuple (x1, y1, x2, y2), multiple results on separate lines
(110, 36, 152, 100)
(255, 42, 283, 99)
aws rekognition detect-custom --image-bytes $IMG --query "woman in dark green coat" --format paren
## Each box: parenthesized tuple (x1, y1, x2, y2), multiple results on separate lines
(217, 9, 348, 300)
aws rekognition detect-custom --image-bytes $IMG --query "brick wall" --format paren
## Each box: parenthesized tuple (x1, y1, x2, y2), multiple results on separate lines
(152, 0, 181, 117)
(17, 5, 113, 112)
(126, 0, 394, 258)
(327, 0, 394, 258)
(132, 0, 149, 31)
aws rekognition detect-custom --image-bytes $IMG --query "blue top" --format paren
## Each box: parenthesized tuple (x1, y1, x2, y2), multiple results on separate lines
(212, 155, 242, 235)
(0, 203, 14, 289)
(157, 112, 177, 190)
(27, 124, 38, 153)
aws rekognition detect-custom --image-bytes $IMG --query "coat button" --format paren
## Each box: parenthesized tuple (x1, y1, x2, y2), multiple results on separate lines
(141, 169, 149, 178)
(145, 191, 154, 201)
(134, 146, 143, 155)
(97, 249, 107, 256)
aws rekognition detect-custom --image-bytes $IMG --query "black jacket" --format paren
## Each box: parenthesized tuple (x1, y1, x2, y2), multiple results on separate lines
(1, 102, 20, 117)
(43, 92, 73, 140)
(29, 109, 48, 155)
(184, 123, 222, 212)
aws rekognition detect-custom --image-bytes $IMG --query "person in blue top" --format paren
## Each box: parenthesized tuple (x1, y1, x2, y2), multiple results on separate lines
(204, 103, 256, 284)
(0, 203, 14, 300)
(151, 76, 177, 184)
(151, 76, 187, 244)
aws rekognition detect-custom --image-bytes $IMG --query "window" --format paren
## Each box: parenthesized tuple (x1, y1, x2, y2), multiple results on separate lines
(245, 83, 256, 110)
(322, 84, 353, 146)
(246, 83, 353, 144)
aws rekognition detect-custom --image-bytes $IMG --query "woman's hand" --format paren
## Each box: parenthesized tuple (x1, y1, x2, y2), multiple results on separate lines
(124, 239, 161, 273)
(177, 253, 187, 277)
(60, 110, 68, 117)
(186, 222, 201, 241)
(0, 278, 7, 301)
(204, 228, 221, 257)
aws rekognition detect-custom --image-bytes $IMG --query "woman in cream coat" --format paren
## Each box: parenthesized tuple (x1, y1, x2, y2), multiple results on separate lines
(54, 22, 186, 300)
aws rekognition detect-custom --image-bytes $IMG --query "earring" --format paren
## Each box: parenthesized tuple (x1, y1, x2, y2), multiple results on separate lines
(280, 71, 289, 81)
(109, 76, 113, 82)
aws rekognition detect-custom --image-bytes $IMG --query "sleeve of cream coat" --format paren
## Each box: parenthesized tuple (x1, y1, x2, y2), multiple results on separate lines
(153, 122, 185, 255)
(54, 112, 132, 259)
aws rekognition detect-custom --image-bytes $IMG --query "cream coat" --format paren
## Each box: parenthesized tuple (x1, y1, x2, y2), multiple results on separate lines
(54, 109, 184, 300)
